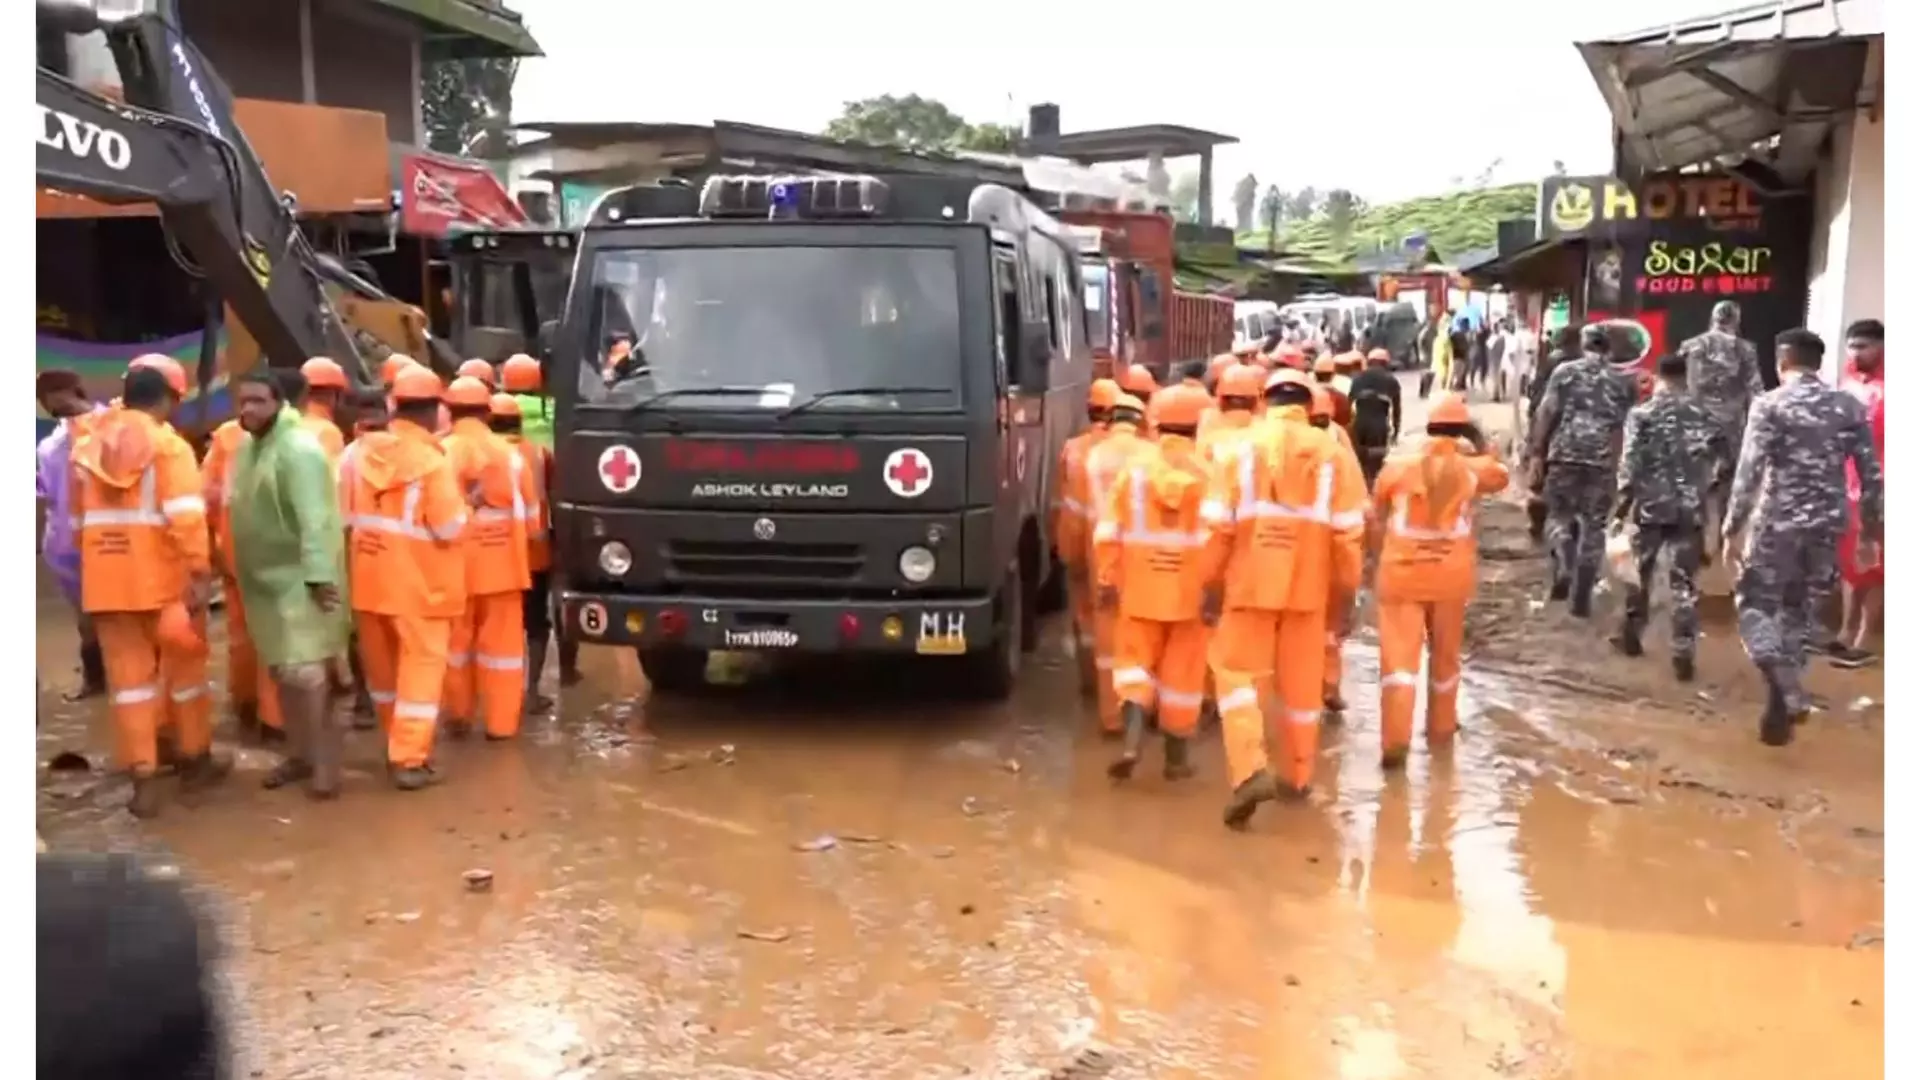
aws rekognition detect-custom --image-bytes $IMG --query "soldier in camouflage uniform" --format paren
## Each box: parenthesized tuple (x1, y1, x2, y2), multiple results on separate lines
(1678, 300, 1764, 556)
(1528, 324, 1637, 617)
(1723, 329, 1883, 747)
(1609, 352, 1731, 682)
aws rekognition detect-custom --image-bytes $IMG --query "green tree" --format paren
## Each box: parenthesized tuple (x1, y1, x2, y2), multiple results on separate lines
(1231, 173, 1258, 234)
(823, 94, 1020, 154)
(1323, 188, 1362, 241)
(421, 57, 518, 157)
(1287, 186, 1320, 221)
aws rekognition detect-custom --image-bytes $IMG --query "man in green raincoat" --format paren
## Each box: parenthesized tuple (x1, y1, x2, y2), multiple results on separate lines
(229, 371, 350, 798)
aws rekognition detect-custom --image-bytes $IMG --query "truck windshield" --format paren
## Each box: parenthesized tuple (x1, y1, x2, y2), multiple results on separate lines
(576, 245, 963, 411)
(1081, 263, 1111, 351)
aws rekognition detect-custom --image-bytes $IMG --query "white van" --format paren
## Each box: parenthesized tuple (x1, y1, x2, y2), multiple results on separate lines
(1233, 300, 1281, 352)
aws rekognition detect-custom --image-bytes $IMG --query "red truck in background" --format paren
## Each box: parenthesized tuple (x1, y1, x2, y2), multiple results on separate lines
(1061, 208, 1233, 380)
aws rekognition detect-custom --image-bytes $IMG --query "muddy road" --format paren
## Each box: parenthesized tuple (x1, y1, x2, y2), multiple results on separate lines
(36, 386, 1883, 1079)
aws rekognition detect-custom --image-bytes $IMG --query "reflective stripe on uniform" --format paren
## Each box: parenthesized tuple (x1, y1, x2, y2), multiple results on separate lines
(79, 468, 163, 528)
(1385, 470, 1479, 540)
(111, 684, 159, 705)
(170, 683, 207, 703)
(446, 651, 472, 668)
(1381, 671, 1420, 687)
(1114, 467, 1208, 548)
(393, 699, 438, 720)
(1111, 666, 1155, 688)
(474, 652, 524, 671)
(346, 479, 468, 542)
(1216, 686, 1259, 713)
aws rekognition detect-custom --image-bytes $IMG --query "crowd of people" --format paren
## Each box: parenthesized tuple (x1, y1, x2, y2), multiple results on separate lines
(1054, 343, 1496, 829)
(1523, 303, 1884, 744)
(36, 351, 571, 818)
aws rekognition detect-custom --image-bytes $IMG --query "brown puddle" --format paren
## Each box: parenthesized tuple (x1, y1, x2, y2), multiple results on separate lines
(35, 573, 1882, 1079)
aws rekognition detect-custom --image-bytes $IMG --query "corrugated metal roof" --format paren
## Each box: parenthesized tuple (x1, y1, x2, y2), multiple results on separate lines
(1577, 0, 1880, 177)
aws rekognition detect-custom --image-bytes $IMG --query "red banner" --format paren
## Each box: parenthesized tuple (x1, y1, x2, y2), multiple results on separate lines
(399, 154, 528, 237)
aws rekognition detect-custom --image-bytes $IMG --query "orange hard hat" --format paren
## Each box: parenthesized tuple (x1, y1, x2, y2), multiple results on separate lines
(1265, 367, 1312, 393)
(1207, 354, 1238, 381)
(390, 364, 444, 403)
(1427, 393, 1472, 427)
(1367, 347, 1391, 364)
(155, 601, 204, 656)
(1218, 363, 1266, 401)
(381, 354, 419, 387)
(1154, 384, 1212, 430)
(301, 356, 349, 390)
(1111, 392, 1147, 418)
(1313, 353, 1337, 375)
(436, 402, 453, 435)
(1275, 344, 1307, 370)
(1118, 364, 1158, 398)
(1087, 378, 1121, 410)
(501, 353, 542, 393)
(457, 358, 497, 386)
(129, 354, 188, 397)
(1307, 383, 1333, 419)
(1335, 351, 1364, 372)
(443, 375, 492, 409)
(489, 392, 522, 419)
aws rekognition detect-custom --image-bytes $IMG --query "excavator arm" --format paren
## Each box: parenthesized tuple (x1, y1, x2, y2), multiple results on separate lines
(36, 0, 366, 381)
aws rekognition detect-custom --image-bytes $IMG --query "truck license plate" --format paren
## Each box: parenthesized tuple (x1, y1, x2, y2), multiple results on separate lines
(723, 628, 799, 649)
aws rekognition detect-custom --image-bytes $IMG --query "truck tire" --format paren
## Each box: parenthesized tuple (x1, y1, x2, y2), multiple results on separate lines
(962, 560, 1024, 701)
(636, 646, 707, 695)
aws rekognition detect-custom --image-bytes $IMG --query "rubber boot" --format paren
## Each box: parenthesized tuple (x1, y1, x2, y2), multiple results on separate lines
(307, 702, 343, 801)
(233, 700, 263, 744)
(1569, 568, 1596, 618)
(1381, 745, 1410, 771)
(525, 637, 555, 715)
(65, 639, 107, 703)
(284, 679, 340, 800)
(347, 646, 378, 730)
(1611, 619, 1643, 657)
(1526, 497, 1548, 543)
(1672, 654, 1695, 683)
(1108, 702, 1151, 780)
(1223, 769, 1278, 830)
(557, 634, 582, 688)
(392, 765, 437, 792)
(1759, 674, 1794, 747)
(1548, 547, 1571, 601)
(177, 749, 233, 795)
(127, 774, 165, 820)
(1162, 735, 1194, 781)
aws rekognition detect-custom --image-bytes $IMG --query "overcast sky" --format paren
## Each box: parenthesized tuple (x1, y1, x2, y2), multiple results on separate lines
(510, 0, 1693, 207)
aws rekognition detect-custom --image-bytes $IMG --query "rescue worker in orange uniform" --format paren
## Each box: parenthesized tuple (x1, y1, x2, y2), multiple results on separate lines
(1093, 384, 1216, 782)
(341, 364, 468, 789)
(1199, 367, 1367, 827)
(1272, 343, 1308, 372)
(1051, 378, 1122, 698)
(1309, 383, 1370, 718)
(1312, 353, 1354, 429)
(1206, 353, 1238, 393)
(200, 386, 285, 742)
(74, 363, 226, 817)
(340, 386, 390, 725)
(489, 389, 558, 711)
(1078, 392, 1157, 733)
(1199, 364, 1266, 465)
(1370, 394, 1508, 768)
(380, 354, 416, 391)
(440, 376, 532, 738)
(457, 358, 497, 387)
(498, 352, 580, 689)
(295, 358, 349, 460)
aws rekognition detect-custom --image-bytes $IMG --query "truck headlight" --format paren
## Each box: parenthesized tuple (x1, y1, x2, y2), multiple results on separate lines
(898, 546, 936, 583)
(599, 541, 633, 576)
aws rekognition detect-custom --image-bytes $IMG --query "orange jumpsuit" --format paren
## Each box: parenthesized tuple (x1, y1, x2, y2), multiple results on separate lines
(1309, 392, 1370, 713)
(73, 409, 214, 776)
(1078, 417, 1156, 731)
(441, 417, 533, 737)
(1200, 405, 1366, 796)
(340, 417, 468, 768)
(1052, 419, 1109, 695)
(1092, 431, 1213, 742)
(201, 419, 282, 732)
(1372, 438, 1508, 763)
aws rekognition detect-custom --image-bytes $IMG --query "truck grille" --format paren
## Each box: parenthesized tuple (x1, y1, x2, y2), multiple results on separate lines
(664, 539, 866, 586)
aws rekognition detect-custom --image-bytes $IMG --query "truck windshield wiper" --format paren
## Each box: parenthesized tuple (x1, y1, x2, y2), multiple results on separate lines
(620, 386, 769, 414)
(777, 386, 951, 420)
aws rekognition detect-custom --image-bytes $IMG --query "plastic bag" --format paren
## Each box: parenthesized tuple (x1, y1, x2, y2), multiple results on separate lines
(1605, 522, 1637, 587)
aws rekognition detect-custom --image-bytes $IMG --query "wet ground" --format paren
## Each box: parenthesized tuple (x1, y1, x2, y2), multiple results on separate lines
(37, 383, 1884, 1079)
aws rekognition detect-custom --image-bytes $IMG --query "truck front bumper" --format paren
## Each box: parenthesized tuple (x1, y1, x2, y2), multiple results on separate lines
(557, 591, 1000, 656)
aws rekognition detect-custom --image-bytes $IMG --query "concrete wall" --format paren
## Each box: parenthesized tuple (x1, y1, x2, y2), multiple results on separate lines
(179, 0, 421, 145)
(1804, 38, 1884, 372)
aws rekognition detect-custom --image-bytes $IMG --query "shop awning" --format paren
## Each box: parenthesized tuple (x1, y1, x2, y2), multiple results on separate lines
(364, 0, 542, 58)
(1577, 0, 1881, 179)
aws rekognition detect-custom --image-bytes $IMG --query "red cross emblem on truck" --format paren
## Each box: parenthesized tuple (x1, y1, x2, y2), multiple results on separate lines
(883, 448, 932, 498)
(598, 445, 641, 493)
